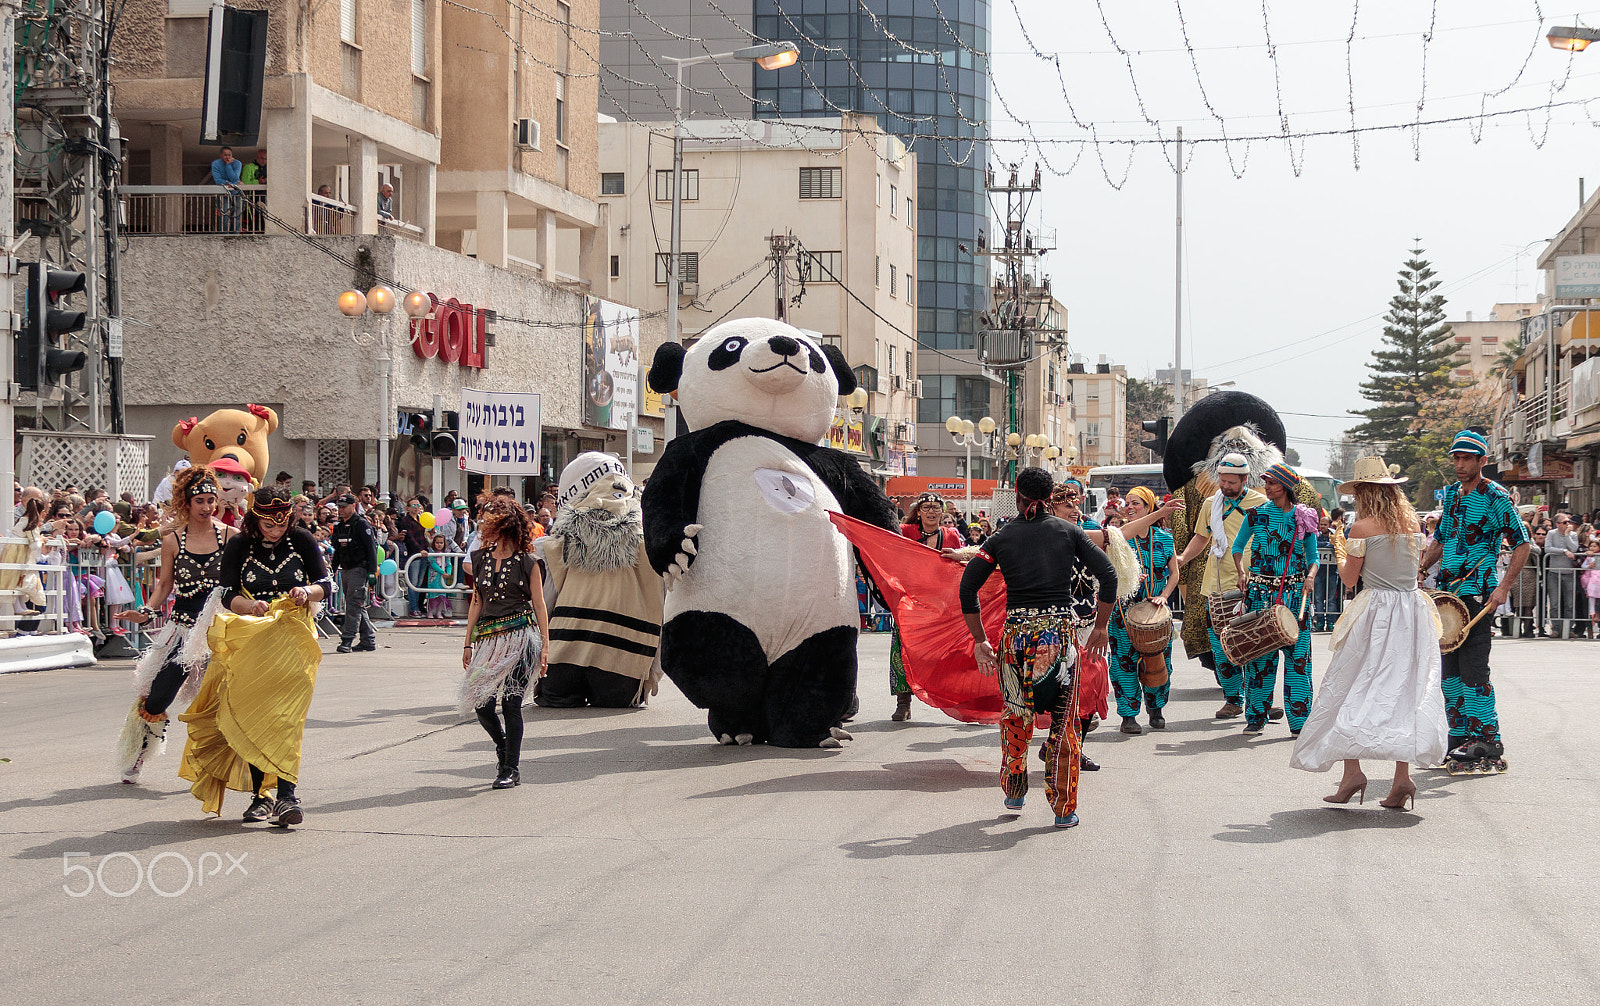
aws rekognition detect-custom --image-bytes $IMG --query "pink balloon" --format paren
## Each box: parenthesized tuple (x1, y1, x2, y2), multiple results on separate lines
(434, 508, 452, 527)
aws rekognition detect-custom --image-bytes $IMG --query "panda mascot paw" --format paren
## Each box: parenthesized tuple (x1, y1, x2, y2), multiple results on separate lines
(643, 319, 901, 749)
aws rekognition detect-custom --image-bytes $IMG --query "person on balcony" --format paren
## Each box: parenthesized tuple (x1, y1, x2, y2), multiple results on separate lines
(240, 149, 266, 232)
(210, 147, 242, 233)
(378, 182, 395, 220)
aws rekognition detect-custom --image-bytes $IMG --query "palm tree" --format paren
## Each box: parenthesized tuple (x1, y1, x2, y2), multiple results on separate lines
(1489, 334, 1524, 378)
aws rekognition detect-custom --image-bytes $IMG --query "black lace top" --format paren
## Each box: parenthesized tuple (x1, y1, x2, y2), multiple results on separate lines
(220, 527, 332, 606)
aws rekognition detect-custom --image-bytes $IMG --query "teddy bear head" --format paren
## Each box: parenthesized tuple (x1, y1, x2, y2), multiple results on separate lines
(647, 318, 856, 444)
(172, 404, 279, 485)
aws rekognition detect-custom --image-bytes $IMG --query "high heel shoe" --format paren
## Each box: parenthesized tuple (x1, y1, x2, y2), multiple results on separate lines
(1322, 774, 1367, 805)
(1379, 782, 1416, 810)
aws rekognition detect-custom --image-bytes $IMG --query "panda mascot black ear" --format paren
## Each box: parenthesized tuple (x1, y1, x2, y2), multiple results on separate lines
(648, 342, 686, 394)
(821, 345, 856, 396)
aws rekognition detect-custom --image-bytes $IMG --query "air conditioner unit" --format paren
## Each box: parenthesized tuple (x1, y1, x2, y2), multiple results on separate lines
(910, 379, 923, 398)
(515, 118, 542, 151)
(1510, 413, 1527, 443)
(891, 374, 904, 392)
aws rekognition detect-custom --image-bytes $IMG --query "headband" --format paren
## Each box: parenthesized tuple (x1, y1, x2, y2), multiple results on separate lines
(1450, 430, 1489, 456)
(252, 498, 293, 515)
(185, 478, 220, 499)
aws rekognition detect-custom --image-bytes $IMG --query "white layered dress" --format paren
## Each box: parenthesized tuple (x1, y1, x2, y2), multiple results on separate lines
(1289, 533, 1449, 771)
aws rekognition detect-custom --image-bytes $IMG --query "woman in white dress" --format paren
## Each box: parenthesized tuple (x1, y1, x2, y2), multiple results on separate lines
(1289, 457, 1448, 810)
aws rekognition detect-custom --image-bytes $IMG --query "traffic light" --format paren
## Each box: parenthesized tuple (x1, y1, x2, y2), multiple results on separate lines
(16, 262, 87, 391)
(1141, 417, 1170, 458)
(406, 411, 433, 450)
(431, 411, 459, 458)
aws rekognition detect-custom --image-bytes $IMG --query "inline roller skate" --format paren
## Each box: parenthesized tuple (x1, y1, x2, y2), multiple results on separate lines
(1445, 737, 1507, 775)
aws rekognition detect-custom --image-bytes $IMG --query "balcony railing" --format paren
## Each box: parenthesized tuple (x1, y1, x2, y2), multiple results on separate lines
(121, 184, 267, 235)
(309, 192, 355, 235)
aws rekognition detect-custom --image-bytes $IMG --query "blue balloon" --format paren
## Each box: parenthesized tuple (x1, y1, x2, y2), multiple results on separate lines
(93, 511, 116, 535)
(379, 559, 397, 576)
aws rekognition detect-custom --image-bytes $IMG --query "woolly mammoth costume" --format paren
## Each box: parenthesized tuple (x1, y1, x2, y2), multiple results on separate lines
(537, 452, 665, 708)
(642, 319, 901, 748)
(1164, 393, 1287, 666)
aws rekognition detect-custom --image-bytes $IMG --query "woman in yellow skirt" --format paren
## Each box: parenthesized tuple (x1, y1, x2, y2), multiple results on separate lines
(179, 486, 330, 827)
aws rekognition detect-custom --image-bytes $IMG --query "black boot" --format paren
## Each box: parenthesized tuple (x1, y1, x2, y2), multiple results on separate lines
(493, 762, 520, 789)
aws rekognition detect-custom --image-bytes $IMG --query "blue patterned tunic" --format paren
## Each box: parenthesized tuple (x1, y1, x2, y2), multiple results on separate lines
(1436, 478, 1528, 597)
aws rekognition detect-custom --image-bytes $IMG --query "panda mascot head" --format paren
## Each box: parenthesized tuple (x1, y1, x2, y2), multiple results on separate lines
(647, 318, 856, 441)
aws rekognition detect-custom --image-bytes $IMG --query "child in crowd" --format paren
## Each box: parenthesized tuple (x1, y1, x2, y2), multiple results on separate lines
(425, 533, 457, 618)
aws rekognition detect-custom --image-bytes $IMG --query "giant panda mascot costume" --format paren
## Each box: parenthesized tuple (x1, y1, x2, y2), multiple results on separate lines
(643, 318, 901, 748)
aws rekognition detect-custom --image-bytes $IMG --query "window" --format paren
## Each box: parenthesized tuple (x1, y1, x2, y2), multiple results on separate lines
(906, 271, 913, 304)
(889, 184, 898, 216)
(600, 172, 625, 195)
(1086, 422, 1100, 436)
(876, 174, 881, 205)
(654, 252, 699, 285)
(609, 255, 620, 279)
(411, 0, 426, 75)
(906, 196, 913, 224)
(906, 350, 913, 379)
(655, 169, 698, 201)
(875, 255, 880, 287)
(800, 250, 842, 282)
(1481, 344, 1497, 356)
(340, 0, 357, 43)
(820, 334, 842, 348)
(167, 0, 213, 15)
(799, 167, 843, 199)
(917, 374, 991, 425)
(889, 264, 897, 297)
(554, 74, 566, 143)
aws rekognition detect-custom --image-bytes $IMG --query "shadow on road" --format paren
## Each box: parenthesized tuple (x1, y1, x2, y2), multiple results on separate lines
(14, 815, 299, 860)
(840, 816, 1060, 858)
(690, 758, 988, 799)
(1213, 806, 1424, 844)
(0, 782, 170, 816)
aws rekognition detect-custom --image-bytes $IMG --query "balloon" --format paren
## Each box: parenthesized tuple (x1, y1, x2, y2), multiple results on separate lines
(375, 547, 385, 564)
(419, 511, 435, 530)
(93, 511, 115, 535)
(380, 559, 397, 576)
(434, 508, 452, 527)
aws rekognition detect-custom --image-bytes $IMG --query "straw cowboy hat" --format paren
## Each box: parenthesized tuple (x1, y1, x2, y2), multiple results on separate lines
(1338, 456, 1408, 493)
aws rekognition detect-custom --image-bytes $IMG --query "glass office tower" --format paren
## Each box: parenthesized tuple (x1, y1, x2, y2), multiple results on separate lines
(752, 0, 992, 473)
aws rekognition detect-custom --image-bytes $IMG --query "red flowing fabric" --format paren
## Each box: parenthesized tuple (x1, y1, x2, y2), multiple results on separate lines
(831, 512, 1047, 725)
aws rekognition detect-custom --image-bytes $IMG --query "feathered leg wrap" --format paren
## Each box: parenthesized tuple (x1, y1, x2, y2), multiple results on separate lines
(115, 698, 168, 783)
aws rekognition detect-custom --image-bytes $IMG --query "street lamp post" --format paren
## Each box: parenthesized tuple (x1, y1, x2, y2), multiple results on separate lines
(946, 414, 995, 519)
(340, 286, 432, 506)
(1548, 25, 1600, 50)
(661, 42, 798, 443)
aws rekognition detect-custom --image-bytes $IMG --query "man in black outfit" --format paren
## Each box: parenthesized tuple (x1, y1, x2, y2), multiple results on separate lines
(331, 493, 378, 653)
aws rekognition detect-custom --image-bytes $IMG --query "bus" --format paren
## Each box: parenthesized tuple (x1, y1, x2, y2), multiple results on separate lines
(1087, 462, 1340, 513)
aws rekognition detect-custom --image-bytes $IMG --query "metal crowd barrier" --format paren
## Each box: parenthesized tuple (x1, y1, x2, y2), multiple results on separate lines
(401, 552, 471, 618)
(0, 535, 71, 636)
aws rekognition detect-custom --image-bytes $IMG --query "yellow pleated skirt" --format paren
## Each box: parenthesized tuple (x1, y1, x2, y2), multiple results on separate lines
(178, 596, 322, 815)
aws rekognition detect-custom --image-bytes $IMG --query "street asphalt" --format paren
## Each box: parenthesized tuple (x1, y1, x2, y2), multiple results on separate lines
(2, 627, 1597, 1006)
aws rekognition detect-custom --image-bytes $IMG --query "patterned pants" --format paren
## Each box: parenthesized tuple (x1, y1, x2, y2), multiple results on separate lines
(889, 627, 909, 696)
(1109, 613, 1170, 717)
(1207, 626, 1245, 705)
(1441, 595, 1498, 747)
(997, 613, 1080, 817)
(1241, 582, 1314, 729)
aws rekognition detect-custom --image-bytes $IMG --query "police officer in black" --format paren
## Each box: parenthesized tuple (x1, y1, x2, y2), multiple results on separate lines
(331, 493, 378, 653)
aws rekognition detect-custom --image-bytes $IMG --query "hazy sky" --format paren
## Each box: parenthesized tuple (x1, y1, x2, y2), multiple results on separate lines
(986, 1, 1600, 468)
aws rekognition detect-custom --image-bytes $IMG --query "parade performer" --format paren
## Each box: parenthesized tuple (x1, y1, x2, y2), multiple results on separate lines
(538, 453, 661, 709)
(178, 486, 330, 826)
(460, 497, 549, 788)
(1291, 457, 1447, 808)
(1108, 486, 1178, 734)
(890, 493, 963, 722)
(1419, 430, 1530, 774)
(1230, 463, 1319, 736)
(1172, 430, 1277, 718)
(643, 319, 900, 749)
(114, 466, 233, 783)
(959, 468, 1118, 828)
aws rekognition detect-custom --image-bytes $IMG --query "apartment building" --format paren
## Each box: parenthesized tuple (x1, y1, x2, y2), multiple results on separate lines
(1066, 358, 1127, 468)
(1443, 303, 1538, 382)
(599, 114, 919, 477)
(102, 0, 653, 501)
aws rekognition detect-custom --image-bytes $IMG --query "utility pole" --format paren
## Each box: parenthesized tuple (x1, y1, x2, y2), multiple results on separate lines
(770, 232, 795, 322)
(1172, 125, 1186, 423)
(976, 164, 1058, 485)
(2, 0, 18, 498)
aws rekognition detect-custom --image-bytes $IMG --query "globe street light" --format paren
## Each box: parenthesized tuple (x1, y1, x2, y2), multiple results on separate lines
(338, 285, 411, 506)
(947, 414, 995, 520)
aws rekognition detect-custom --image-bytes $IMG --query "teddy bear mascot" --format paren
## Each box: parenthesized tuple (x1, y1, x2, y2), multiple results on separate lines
(642, 318, 901, 748)
(535, 451, 665, 708)
(171, 404, 279, 520)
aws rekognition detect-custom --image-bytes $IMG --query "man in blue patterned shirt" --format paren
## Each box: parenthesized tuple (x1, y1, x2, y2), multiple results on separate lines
(1420, 429, 1531, 772)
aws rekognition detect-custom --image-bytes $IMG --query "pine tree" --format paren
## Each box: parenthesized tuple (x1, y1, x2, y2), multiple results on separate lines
(1347, 246, 1456, 479)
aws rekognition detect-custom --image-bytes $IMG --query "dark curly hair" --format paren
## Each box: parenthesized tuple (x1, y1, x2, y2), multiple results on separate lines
(241, 485, 294, 539)
(477, 497, 534, 553)
(160, 464, 221, 527)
